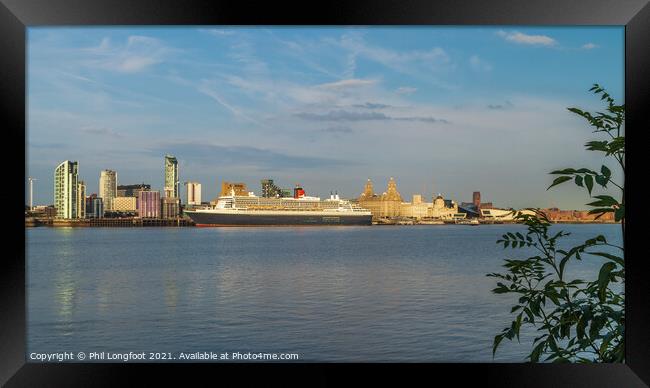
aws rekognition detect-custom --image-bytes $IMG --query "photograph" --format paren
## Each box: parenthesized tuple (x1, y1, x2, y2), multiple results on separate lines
(24, 25, 626, 364)
(3, 1, 649, 386)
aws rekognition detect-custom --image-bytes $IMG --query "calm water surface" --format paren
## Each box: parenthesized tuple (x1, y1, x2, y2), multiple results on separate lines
(26, 224, 622, 362)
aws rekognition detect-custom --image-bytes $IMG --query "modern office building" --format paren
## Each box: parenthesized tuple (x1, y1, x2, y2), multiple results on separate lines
(99, 170, 117, 210)
(85, 194, 104, 218)
(161, 196, 180, 219)
(185, 182, 201, 205)
(261, 178, 290, 198)
(138, 190, 160, 218)
(116, 183, 151, 197)
(112, 196, 137, 212)
(164, 155, 179, 198)
(77, 180, 86, 219)
(261, 179, 280, 197)
(54, 160, 80, 219)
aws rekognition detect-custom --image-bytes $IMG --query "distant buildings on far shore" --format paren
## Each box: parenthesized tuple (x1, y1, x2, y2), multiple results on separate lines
(358, 177, 461, 221)
(32, 159, 616, 224)
(45, 154, 198, 220)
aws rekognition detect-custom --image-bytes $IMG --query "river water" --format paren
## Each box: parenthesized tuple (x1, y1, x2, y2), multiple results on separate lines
(26, 224, 622, 362)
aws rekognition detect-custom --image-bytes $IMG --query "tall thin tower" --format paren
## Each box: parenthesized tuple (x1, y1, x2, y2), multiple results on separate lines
(164, 155, 179, 198)
(28, 177, 37, 209)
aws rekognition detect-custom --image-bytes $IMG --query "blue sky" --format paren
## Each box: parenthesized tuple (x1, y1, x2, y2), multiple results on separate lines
(27, 26, 624, 208)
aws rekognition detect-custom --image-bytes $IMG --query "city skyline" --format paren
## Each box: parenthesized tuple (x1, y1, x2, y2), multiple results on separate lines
(27, 27, 624, 208)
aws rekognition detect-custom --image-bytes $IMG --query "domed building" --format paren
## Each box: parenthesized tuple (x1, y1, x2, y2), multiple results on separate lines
(359, 178, 460, 221)
(428, 193, 459, 219)
(358, 177, 403, 219)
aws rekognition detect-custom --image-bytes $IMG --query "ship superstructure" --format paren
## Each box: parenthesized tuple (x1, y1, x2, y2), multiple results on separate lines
(184, 188, 372, 226)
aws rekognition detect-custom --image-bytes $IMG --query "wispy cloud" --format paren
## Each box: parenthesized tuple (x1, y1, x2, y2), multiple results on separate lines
(201, 28, 236, 37)
(327, 32, 452, 83)
(581, 42, 598, 50)
(321, 125, 354, 134)
(197, 80, 263, 126)
(487, 101, 514, 110)
(469, 55, 493, 72)
(80, 126, 124, 138)
(351, 102, 391, 109)
(296, 109, 449, 123)
(296, 110, 388, 121)
(83, 35, 174, 73)
(396, 86, 417, 95)
(496, 30, 557, 46)
(317, 78, 377, 89)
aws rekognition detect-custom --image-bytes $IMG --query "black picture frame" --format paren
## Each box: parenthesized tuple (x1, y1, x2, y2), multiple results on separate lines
(2, 0, 649, 386)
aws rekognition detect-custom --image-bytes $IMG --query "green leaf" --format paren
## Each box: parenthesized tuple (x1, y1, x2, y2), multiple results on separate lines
(601, 165, 611, 178)
(586, 195, 618, 207)
(530, 341, 545, 363)
(597, 262, 616, 303)
(584, 175, 594, 194)
(574, 175, 584, 187)
(550, 168, 577, 175)
(589, 252, 624, 267)
(493, 334, 504, 357)
(548, 176, 572, 190)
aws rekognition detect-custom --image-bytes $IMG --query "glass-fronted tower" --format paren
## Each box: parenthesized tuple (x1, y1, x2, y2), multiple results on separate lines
(164, 155, 179, 198)
(53, 160, 79, 219)
(99, 170, 117, 210)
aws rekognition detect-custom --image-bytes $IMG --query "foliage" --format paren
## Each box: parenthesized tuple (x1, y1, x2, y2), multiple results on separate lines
(488, 85, 625, 363)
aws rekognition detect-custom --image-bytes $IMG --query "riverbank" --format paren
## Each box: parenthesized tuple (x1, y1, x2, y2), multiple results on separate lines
(25, 217, 195, 227)
(26, 217, 616, 228)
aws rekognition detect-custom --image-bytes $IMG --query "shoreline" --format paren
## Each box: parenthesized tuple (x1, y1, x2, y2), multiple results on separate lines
(25, 217, 618, 228)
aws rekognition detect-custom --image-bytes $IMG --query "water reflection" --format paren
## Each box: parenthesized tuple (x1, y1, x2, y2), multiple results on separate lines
(27, 225, 622, 362)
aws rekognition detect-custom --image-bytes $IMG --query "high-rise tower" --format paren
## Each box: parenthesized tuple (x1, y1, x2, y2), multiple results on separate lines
(99, 170, 117, 210)
(164, 155, 179, 198)
(54, 160, 79, 219)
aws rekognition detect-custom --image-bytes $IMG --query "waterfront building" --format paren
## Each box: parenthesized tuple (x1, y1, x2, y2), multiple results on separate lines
(99, 170, 117, 211)
(138, 190, 160, 218)
(399, 193, 459, 220)
(113, 196, 137, 212)
(540, 208, 615, 222)
(85, 194, 104, 218)
(261, 179, 289, 198)
(185, 181, 201, 205)
(220, 181, 248, 196)
(54, 160, 80, 219)
(429, 194, 459, 219)
(116, 183, 151, 197)
(460, 191, 494, 217)
(359, 178, 460, 220)
(31, 205, 57, 218)
(161, 196, 180, 219)
(358, 178, 403, 219)
(77, 180, 86, 219)
(400, 194, 429, 219)
(164, 155, 179, 198)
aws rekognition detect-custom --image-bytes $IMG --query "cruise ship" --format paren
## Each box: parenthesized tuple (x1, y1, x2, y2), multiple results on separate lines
(184, 188, 372, 226)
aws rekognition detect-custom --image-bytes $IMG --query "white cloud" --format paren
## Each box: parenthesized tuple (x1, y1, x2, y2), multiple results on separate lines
(197, 80, 263, 126)
(469, 55, 493, 72)
(84, 35, 173, 73)
(496, 30, 557, 46)
(396, 87, 417, 95)
(582, 42, 598, 49)
(202, 28, 235, 37)
(317, 78, 377, 89)
(328, 32, 451, 79)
